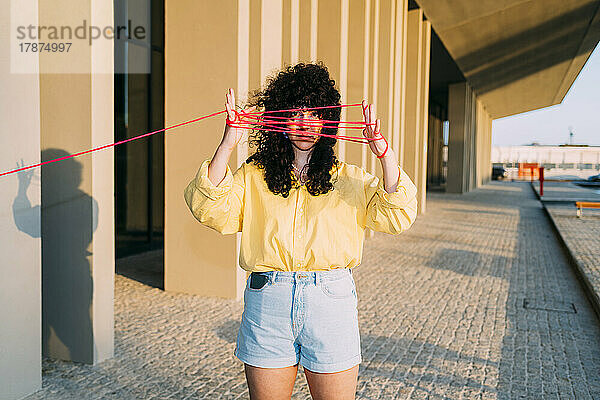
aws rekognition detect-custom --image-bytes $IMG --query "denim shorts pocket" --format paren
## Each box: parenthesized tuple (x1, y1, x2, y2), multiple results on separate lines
(320, 275, 355, 299)
(247, 273, 272, 292)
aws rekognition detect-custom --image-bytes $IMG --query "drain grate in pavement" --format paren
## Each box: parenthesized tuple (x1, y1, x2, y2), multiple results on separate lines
(523, 298, 577, 313)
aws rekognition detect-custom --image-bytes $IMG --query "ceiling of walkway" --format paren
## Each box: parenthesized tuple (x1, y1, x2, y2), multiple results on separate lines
(429, 29, 465, 114)
(417, 0, 600, 119)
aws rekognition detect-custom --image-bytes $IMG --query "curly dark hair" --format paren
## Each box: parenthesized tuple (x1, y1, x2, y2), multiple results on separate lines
(243, 61, 341, 198)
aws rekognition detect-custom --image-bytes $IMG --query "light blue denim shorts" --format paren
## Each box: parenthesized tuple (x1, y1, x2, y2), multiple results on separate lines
(234, 267, 361, 373)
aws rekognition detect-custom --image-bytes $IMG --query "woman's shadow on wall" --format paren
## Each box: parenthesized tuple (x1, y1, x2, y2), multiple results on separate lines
(12, 149, 98, 363)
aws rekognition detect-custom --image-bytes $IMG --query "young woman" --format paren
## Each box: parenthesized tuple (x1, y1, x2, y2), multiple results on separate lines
(184, 62, 418, 400)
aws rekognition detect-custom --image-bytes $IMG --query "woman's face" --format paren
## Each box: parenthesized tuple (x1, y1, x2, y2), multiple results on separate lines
(286, 109, 324, 150)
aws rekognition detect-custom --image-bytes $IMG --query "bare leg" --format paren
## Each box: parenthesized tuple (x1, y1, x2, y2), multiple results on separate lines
(304, 364, 359, 400)
(244, 363, 299, 400)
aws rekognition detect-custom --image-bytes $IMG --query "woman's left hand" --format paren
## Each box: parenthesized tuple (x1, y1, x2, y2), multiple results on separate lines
(361, 100, 388, 158)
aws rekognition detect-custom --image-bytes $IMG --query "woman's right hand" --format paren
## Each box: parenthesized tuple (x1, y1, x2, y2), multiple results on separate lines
(221, 88, 257, 150)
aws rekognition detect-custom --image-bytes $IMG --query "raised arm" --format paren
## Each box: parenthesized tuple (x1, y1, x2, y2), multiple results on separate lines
(184, 155, 246, 234)
(362, 165, 418, 234)
(360, 100, 418, 234)
(183, 88, 255, 234)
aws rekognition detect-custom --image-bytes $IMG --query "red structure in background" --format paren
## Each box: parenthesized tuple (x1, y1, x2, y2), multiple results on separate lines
(518, 162, 544, 196)
(539, 167, 544, 196)
(519, 162, 540, 179)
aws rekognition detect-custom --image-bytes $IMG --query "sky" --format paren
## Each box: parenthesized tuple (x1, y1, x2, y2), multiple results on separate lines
(491, 43, 600, 146)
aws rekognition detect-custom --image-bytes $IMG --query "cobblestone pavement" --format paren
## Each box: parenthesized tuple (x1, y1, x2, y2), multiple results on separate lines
(532, 180, 600, 202)
(25, 181, 600, 399)
(531, 180, 600, 325)
(543, 203, 600, 317)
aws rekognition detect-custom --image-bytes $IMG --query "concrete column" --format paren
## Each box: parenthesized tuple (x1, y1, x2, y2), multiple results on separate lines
(403, 9, 423, 204)
(282, 0, 300, 66)
(261, 0, 283, 78)
(476, 98, 485, 187)
(1, 0, 42, 396)
(345, 0, 370, 167)
(298, 0, 317, 62)
(362, 0, 379, 239)
(255, 0, 282, 289)
(165, 0, 242, 299)
(339, 0, 349, 160)
(417, 19, 431, 214)
(373, 0, 395, 180)
(468, 87, 477, 191)
(477, 106, 493, 186)
(37, 0, 115, 364)
(486, 114, 493, 183)
(447, 81, 469, 193)
(165, 0, 282, 300)
(315, 0, 347, 158)
(366, 0, 379, 178)
(392, 0, 408, 167)
(452, 88, 493, 191)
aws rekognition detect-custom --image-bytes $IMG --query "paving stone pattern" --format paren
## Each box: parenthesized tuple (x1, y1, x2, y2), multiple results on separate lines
(532, 181, 600, 203)
(24, 181, 600, 399)
(544, 202, 600, 318)
(531, 180, 600, 321)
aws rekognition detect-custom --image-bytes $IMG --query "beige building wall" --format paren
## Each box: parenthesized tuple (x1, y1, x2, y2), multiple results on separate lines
(3, 0, 114, 394)
(403, 8, 430, 215)
(165, 0, 250, 300)
(345, 0, 369, 167)
(417, 19, 431, 214)
(392, 0, 408, 167)
(298, 0, 317, 62)
(166, 0, 291, 300)
(282, 0, 295, 66)
(315, 0, 345, 159)
(166, 0, 428, 298)
(345, 0, 409, 172)
(35, 0, 115, 365)
(373, 0, 394, 180)
(1, 1, 42, 397)
(364, 0, 415, 237)
(402, 9, 421, 186)
(366, 0, 379, 177)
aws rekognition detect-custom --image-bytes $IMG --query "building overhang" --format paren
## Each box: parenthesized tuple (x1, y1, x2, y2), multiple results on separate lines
(417, 0, 600, 119)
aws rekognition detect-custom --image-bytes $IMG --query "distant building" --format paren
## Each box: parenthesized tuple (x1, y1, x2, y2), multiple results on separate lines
(492, 145, 600, 177)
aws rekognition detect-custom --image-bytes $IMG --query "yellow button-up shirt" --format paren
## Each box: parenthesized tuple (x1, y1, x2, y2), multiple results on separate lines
(184, 157, 418, 272)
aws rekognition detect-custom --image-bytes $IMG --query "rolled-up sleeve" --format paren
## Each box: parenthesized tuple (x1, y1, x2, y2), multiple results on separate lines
(184, 158, 245, 234)
(362, 165, 418, 234)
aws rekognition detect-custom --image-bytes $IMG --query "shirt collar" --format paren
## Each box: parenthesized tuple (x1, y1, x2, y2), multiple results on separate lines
(290, 162, 340, 188)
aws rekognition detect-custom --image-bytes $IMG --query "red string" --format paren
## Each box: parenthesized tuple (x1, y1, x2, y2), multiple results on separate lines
(228, 103, 388, 150)
(1, 102, 387, 178)
(243, 103, 361, 114)
(376, 136, 388, 159)
(226, 104, 380, 144)
(227, 117, 374, 144)
(237, 113, 370, 128)
(0, 109, 227, 178)
(228, 122, 372, 144)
